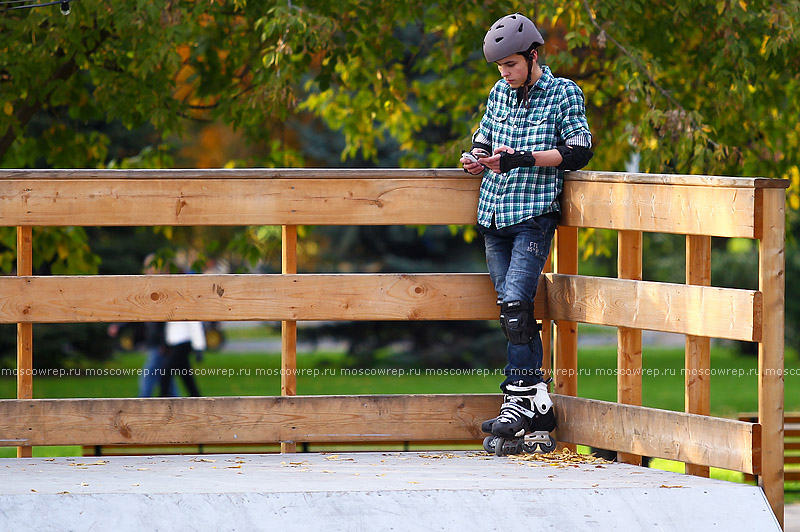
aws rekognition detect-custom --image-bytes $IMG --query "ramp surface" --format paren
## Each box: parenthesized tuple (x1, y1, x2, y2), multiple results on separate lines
(0, 451, 779, 532)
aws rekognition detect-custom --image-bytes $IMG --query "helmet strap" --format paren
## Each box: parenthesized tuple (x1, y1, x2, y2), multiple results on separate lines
(520, 48, 538, 108)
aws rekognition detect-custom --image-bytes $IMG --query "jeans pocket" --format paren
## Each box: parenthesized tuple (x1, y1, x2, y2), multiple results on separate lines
(522, 215, 558, 261)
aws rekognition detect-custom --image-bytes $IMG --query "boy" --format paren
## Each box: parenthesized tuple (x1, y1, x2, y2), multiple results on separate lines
(460, 13, 592, 455)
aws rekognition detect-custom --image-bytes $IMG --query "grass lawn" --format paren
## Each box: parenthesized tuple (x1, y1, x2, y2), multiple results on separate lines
(4, 342, 795, 411)
(2, 339, 799, 498)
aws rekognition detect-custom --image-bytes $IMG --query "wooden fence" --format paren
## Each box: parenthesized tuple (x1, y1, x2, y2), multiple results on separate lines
(0, 168, 788, 527)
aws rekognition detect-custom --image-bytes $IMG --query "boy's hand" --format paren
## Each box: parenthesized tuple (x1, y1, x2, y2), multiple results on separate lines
(460, 151, 485, 175)
(458, 148, 488, 175)
(480, 146, 514, 173)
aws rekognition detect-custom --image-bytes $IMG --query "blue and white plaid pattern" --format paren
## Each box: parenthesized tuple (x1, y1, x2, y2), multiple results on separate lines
(474, 66, 592, 228)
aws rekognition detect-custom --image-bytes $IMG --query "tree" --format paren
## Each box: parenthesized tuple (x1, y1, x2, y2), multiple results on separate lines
(4, 1, 800, 174)
(3, 1, 800, 357)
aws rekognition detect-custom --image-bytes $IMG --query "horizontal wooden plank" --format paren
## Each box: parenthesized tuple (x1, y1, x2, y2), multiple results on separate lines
(739, 413, 800, 424)
(0, 168, 472, 180)
(0, 395, 503, 446)
(565, 171, 788, 189)
(544, 274, 761, 342)
(0, 172, 784, 231)
(0, 273, 759, 342)
(560, 181, 759, 237)
(0, 394, 760, 473)
(553, 394, 761, 474)
(786, 471, 800, 481)
(0, 273, 526, 323)
(0, 178, 480, 226)
(1, 168, 786, 189)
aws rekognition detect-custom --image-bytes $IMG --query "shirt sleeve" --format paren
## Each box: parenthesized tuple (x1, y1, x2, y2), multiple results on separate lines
(558, 81, 592, 148)
(472, 83, 501, 148)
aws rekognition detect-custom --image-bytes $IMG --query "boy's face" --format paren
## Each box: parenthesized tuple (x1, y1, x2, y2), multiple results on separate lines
(495, 53, 531, 89)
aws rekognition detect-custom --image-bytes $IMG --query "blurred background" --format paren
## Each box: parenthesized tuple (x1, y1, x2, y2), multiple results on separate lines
(1, 0, 798, 381)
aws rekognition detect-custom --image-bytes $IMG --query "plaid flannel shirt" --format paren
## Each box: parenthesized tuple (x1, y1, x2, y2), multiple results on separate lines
(473, 65, 592, 229)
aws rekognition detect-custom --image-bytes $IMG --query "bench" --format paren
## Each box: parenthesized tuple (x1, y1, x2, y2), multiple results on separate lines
(740, 412, 798, 482)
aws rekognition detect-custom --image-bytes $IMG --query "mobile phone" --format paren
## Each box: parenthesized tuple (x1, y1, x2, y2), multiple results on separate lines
(462, 149, 490, 169)
(461, 151, 479, 164)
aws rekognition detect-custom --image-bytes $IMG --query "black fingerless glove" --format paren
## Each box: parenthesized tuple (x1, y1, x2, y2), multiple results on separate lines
(499, 150, 537, 173)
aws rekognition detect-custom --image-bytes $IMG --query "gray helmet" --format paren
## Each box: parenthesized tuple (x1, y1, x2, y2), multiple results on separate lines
(482, 13, 544, 63)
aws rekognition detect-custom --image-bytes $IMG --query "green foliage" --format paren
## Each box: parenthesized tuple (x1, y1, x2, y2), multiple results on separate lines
(5, 0, 799, 273)
(5, 1, 799, 177)
(0, 226, 100, 275)
(3, 1, 800, 363)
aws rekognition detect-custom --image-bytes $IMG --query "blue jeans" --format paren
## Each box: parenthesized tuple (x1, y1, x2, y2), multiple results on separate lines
(479, 212, 560, 389)
(139, 347, 178, 397)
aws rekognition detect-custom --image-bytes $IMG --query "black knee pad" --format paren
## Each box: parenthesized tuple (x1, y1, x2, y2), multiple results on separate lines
(499, 300, 538, 345)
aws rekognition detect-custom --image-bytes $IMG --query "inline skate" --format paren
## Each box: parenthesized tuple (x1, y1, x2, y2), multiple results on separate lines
(482, 380, 557, 456)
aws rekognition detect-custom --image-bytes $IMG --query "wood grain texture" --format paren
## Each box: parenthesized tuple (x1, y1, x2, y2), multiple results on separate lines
(0, 272, 758, 342)
(758, 188, 786, 527)
(0, 178, 480, 226)
(15, 226, 32, 458)
(0, 273, 513, 323)
(0, 395, 502, 446)
(0, 393, 759, 474)
(564, 170, 788, 189)
(0, 168, 472, 180)
(281, 226, 298, 453)
(543, 274, 761, 342)
(1, 167, 787, 188)
(560, 181, 759, 237)
(553, 395, 760, 474)
(553, 226, 579, 402)
(685, 235, 712, 477)
(617, 230, 643, 466)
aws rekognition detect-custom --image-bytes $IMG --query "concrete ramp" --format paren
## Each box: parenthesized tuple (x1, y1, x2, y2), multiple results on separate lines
(0, 451, 779, 531)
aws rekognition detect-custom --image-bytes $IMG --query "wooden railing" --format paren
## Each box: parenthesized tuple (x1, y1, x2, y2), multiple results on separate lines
(0, 168, 788, 526)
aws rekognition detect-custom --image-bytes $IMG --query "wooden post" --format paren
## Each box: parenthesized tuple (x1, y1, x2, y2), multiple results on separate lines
(16, 226, 33, 458)
(617, 230, 643, 465)
(758, 189, 785, 528)
(541, 253, 552, 379)
(685, 234, 711, 477)
(554, 226, 578, 451)
(281, 225, 298, 454)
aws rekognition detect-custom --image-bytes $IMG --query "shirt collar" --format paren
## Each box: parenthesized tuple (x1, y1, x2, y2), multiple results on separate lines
(532, 65, 553, 91)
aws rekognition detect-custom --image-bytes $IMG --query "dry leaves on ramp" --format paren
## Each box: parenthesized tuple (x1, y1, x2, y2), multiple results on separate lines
(508, 448, 612, 467)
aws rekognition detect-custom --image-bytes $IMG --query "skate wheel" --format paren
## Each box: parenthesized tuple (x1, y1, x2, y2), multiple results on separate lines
(494, 437, 506, 457)
(539, 436, 557, 453)
(482, 435, 497, 454)
(522, 441, 538, 454)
